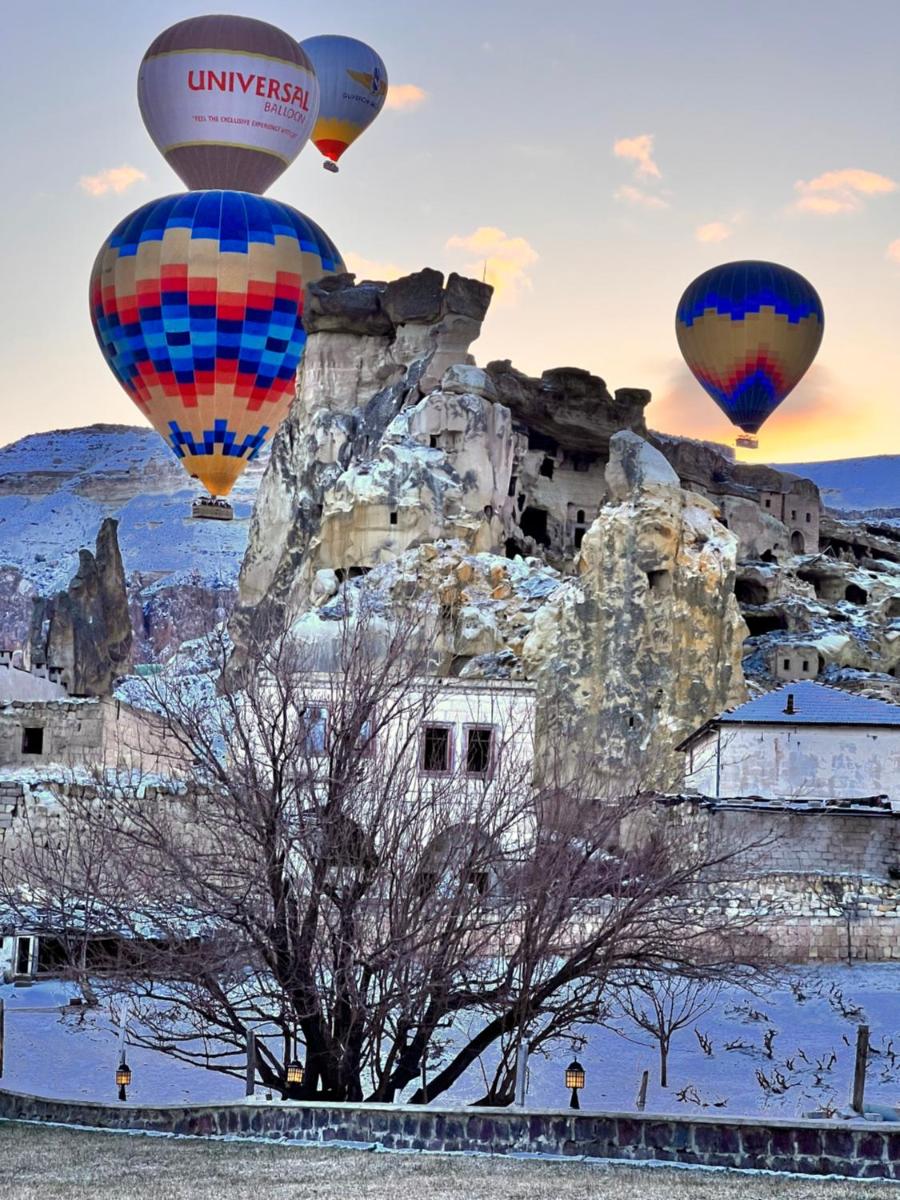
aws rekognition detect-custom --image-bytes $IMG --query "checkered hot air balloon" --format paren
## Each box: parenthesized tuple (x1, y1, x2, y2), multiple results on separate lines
(90, 191, 344, 498)
(138, 15, 319, 194)
(676, 261, 824, 446)
(300, 35, 388, 172)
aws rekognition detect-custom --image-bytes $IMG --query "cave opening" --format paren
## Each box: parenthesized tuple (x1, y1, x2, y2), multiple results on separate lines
(539, 457, 555, 479)
(735, 579, 770, 606)
(520, 507, 550, 548)
(845, 583, 868, 605)
(646, 569, 672, 595)
(744, 611, 789, 636)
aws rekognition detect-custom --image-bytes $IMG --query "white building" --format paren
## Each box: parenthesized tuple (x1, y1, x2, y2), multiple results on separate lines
(678, 680, 900, 805)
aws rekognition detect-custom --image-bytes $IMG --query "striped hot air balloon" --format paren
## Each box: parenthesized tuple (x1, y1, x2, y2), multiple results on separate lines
(138, 15, 319, 194)
(90, 191, 344, 498)
(676, 261, 824, 447)
(300, 35, 388, 171)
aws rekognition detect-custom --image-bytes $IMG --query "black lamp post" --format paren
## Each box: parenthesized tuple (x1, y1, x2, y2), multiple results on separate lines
(116, 1058, 132, 1102)
(565, 1058, 585, 1110)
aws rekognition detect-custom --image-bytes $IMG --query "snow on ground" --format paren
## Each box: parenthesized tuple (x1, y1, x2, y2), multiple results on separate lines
(1, 966, 897, 1117)
(0, 425, 265, 592)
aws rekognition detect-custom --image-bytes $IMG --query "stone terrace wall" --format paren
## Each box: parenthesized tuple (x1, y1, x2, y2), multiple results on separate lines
(0, 1088, 896, 1179)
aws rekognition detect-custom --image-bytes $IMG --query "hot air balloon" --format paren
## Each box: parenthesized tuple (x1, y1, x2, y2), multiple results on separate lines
(90, 192, 344, 513)
(138, 16, 319, 194)
(299, 35, 388, 172)
(675, 261, 824, 450)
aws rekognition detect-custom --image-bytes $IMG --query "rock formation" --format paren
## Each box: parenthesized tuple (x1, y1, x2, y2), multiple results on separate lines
(522, 433, 747, 789)
(30, 517, 132, 696)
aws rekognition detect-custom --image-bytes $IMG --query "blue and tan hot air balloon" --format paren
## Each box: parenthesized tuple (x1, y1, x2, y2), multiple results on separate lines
(675, 261, 824, 449)
(90, 192, 344, 503)
(138, 15, 320, 194)
(299, 35, 388, 172)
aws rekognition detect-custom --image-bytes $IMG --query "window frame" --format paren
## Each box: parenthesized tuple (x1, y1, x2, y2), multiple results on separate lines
(462, 723, 496, 780)
(419, 722, 454, 776)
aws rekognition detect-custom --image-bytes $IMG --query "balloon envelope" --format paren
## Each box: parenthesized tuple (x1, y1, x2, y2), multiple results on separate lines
(138, 15, 319, 193)
(675, 261, 824, 434)
(300, 35, 387, 167)
(90, 192, 344, 496)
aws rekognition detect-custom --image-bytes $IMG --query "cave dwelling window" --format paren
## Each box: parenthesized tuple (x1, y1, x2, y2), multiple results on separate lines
(21, 726, 44, 755)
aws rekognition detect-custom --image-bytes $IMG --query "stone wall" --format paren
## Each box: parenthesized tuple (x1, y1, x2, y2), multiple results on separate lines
(0, 1088, 895, 1179)
(660, 798, 900, 961)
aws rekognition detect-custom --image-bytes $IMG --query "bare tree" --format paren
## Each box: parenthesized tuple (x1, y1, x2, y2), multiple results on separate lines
(0, 585, 769, 1104)
(611, 969, 722, 1088)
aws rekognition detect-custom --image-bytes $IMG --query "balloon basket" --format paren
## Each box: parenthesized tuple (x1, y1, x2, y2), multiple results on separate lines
(323, 160, 340, 173)
(192, 496, 234, 521)
(735, 434, 759, 450)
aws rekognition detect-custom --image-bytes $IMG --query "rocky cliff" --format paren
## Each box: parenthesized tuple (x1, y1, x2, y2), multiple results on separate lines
(0, 425, 259, 662)
(30, 517, 132, 696)
(230, 271, 750, 773)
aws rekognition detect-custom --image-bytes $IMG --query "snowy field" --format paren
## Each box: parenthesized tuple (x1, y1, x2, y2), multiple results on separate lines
(0, 1123, 890, 1200)
(1, 966, 897, 1120)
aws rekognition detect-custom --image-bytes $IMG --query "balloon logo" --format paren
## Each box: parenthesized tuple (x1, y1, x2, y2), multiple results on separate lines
(90, 192, 344, 497)
(300, 35, 388, 172)
(676, 260, 824, 440)
(138, 15, 319, 194)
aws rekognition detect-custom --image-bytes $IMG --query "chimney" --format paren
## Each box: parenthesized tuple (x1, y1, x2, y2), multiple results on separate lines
(784, 692, 796, 715)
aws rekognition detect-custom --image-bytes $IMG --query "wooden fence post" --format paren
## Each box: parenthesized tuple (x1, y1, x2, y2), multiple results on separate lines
(851, 1025, 869, 1114)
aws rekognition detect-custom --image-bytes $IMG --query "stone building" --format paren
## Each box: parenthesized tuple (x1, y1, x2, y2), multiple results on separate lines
(0, 696, 184, 776)
(679, 680, 900, 803)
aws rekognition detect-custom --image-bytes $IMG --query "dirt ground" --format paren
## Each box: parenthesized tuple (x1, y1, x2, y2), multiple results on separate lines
(0, 1121, 893, 1199)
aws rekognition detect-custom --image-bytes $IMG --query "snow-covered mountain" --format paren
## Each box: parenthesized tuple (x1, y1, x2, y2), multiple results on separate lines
(774, 455, 900, 512)
(0, 425, 265, 658)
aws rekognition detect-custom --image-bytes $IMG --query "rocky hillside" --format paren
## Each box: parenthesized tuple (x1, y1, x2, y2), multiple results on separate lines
(776, 455, 900, 513)
(0, 425, 264, 660)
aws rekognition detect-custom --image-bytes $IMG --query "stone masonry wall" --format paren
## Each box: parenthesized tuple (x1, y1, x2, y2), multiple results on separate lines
(0, 1088, 895, 1179)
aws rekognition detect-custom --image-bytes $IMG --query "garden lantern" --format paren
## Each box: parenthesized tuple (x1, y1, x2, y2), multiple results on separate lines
(565, 1058, 585, 1109)
(116, 1059, 132, 1102)
(286, 1058, 305, 1088)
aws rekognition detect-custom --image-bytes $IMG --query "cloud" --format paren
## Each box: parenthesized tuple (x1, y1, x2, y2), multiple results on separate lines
(343, 251, 408, 282)
(385, 83, 427, 112)
(887, 239, 900, 265)
(615, 185, 669, 211)
(79, 165, 146, 197)
(695, 221, 732, 243)
(613, 134, 661, 180)
(792, 168, 896, 215)
(445, 226, 538, 303)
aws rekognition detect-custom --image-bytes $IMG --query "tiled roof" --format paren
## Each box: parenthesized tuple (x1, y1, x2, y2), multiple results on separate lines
(717, 680, 900, 727)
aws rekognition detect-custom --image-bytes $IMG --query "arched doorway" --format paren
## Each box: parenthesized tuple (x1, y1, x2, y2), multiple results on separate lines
(790, 531, 806, 554)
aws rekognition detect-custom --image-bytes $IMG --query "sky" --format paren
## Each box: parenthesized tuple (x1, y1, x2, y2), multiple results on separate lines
(2, 0, 899, 464)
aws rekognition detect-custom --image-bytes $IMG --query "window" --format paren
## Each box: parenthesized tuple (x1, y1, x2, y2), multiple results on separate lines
(389, 510, 398, 526)
(420, 724, 452, 773)
(805, 512, 812, 523)
(576, 510, 585, 524)
(783, 659, 791, 670)
(764, 498, 771, 509)
(802, 660, 810, 672)
(465, 726, 494, 776)
(301, 706, 328, 757)
(791, 510, 797, 520)
(21, 726, 43, 755)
